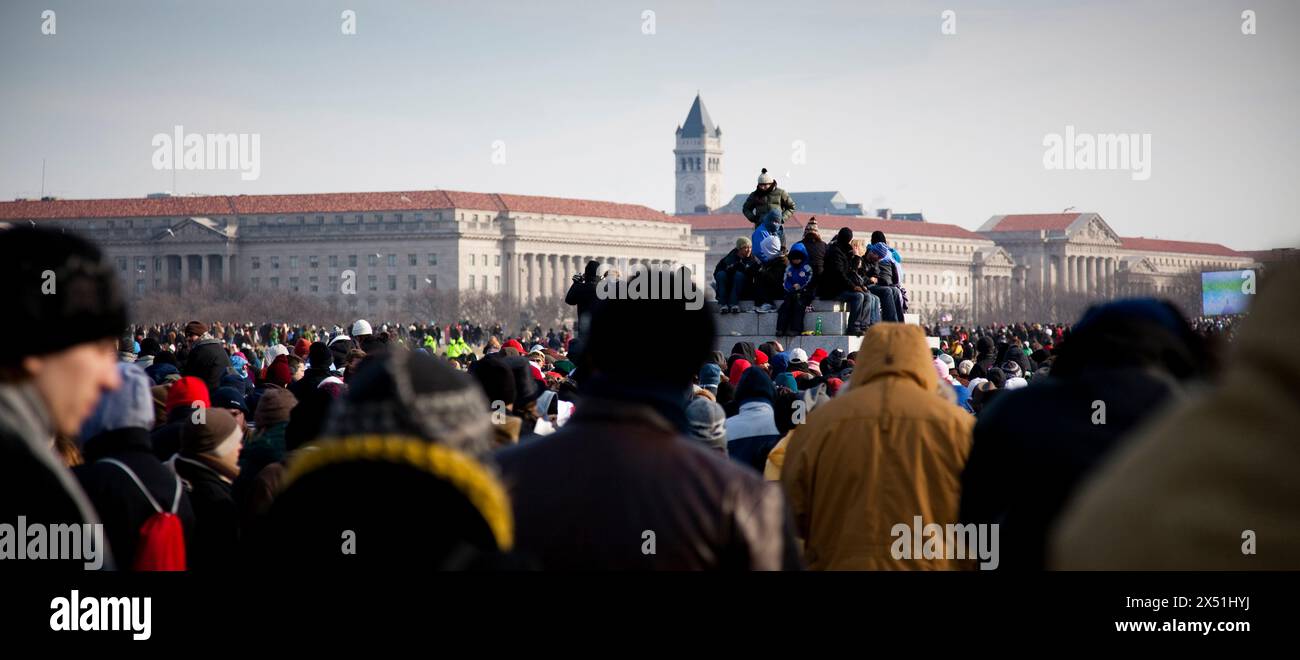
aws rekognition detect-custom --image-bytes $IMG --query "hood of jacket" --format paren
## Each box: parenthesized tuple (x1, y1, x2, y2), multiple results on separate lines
(849, 324, 938, 393)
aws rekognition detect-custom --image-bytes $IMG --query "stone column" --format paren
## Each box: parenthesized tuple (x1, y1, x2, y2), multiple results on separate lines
(526, 253, 539, 300)
(1107, 258, 1117, 298)
(1064, 256, 1073, 293)
(224, 254, 233, 285)
(551, 255, 562, 297)
(180, 254, 189, 289)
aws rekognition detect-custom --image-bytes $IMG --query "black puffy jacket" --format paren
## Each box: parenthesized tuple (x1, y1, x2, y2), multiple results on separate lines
(75, 428, 196, 569)
(817, 242, 863, 299)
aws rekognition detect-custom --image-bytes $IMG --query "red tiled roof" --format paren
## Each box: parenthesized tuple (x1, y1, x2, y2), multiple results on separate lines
(0, 190, 680, 223)
(1119, 237, 1244, 258)
(984, 213, 1082, 232)
(682, 213, 986, 240)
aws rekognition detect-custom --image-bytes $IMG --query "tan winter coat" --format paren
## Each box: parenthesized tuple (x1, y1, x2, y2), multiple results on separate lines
(781, 324, 974, 570)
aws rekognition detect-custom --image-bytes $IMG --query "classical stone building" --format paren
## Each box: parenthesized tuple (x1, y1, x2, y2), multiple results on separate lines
(0, 190, 707, 319)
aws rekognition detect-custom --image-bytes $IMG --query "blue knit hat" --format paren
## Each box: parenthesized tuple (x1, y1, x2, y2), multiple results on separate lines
(79, 363, 155, 442)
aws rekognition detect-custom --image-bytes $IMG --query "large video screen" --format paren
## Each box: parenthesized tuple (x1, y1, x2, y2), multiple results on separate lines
(1201, 270, 1255, 316)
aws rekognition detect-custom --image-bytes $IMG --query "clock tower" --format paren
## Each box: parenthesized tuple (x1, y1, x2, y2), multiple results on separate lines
(674, 94, 724, 214)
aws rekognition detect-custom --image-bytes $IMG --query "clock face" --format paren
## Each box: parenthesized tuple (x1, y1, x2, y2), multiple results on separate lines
(684, 183, 695, 196)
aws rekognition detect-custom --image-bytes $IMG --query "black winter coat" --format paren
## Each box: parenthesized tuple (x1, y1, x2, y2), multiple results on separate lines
(959, 367, 1182, 570)
(288, 367, 331, 401)
(795, 237, 828, 279)
(0, 384, 100, 571)
(714, 248, 761, 278)
(183, 339, 230, 393)
(75, 428, 196, 569)
(564, 279, 599, 324)
(172, 456, 239, 571)
(149, 408, 191, 461)
(817, 242, 863, 299)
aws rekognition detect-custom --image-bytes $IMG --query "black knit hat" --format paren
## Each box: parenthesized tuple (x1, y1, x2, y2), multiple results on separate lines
(468, 353, 516, 408)
(579, 295, 715, 388)
(0, 227, 127, 365)
(307, 341, 332, 369)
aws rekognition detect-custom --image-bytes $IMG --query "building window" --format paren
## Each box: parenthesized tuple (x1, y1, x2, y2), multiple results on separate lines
(470, 254, 476, 266)
(117, 257, 127, 272)
(481, 275, 487, 290)
(289, 256, 299, 269)
(368, 275, 377, 291)
(271, 256, 280, 269)
(368, 254, 378, 267)
(270, 277, 279, 289)
(409, 275, 417, 290)
(388, 275, 397, 291)
(430, 274, 437, 289)
(329, 255, 338, 268)
(349, 255, 358, 267)
(482, 254, 488, 267)
(494, 255, 501, 267)
(494, 275, 501, 291)
(135, 280, 145, 294)
(251, 278, 260, 290)
(468, 275, 476, 289)
(310, 276, 319, 293)
(154, 278, 162, 290)
(154, 256, 162, 271)
(135, 257, 147, 273)
(387, 254, 396, 267)
(408, 253, 417, 267)
(309, 255, 319, 269)
(395, 214, 403, 222)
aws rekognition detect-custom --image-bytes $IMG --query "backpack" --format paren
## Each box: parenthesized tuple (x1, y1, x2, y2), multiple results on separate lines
(98, 458, 187, 571)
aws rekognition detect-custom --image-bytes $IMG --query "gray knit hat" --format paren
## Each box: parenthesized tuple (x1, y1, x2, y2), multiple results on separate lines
(685, 397, 727, 454)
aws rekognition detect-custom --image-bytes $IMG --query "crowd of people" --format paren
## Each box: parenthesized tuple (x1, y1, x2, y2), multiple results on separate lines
(2, 224, 1293, 571)
(710, 167, 908, 336)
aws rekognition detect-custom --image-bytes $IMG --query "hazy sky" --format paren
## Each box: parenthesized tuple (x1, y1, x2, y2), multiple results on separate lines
(2, 0, 1297, 249)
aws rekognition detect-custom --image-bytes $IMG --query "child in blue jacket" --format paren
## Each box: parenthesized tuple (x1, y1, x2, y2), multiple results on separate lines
(776, 243, 816, 336)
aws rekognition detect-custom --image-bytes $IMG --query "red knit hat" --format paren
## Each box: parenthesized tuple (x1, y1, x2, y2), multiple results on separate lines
(809, 348, 828, 364)
(293, 338, 311, 358)
(503, 339, 525, 354)
(754, 349, 768, 365)
(165, 376, 211, 415)
(267, 354, 293, 387)
(728, 359, 751, 385)
(826, 377, 844, 396)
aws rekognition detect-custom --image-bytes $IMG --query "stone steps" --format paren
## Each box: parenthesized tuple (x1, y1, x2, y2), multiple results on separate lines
(714, 309, 851, 336)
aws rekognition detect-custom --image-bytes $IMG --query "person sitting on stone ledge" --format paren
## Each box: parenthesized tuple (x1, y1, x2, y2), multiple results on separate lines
(776, 243, 816, 336)
(817, 227, 881, 335)
(713, 237, 761, 314)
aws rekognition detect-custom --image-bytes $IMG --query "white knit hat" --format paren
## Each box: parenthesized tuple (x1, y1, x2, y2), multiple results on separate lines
(757, 168, 774, 185)
(352, 319, 373, 336)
